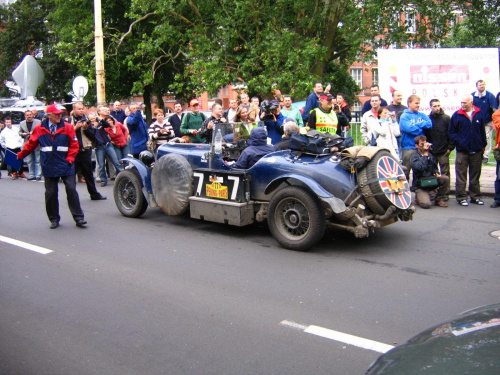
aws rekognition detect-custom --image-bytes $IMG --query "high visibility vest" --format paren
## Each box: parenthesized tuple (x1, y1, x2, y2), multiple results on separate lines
(313, 108, 338, 134)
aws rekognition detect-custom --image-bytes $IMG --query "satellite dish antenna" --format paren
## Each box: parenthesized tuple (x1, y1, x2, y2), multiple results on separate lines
(72, 76, 89, 101)
(11, 55, 44, 101)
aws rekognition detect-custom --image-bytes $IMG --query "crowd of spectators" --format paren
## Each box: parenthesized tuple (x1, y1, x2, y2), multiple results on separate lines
(1, 79, 499, 209)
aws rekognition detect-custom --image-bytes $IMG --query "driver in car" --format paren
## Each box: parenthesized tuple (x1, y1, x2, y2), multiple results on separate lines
(231, 127, 275, 169)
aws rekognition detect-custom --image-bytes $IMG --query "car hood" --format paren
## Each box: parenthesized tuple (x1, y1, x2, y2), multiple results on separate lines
(367, 303, 500, 374)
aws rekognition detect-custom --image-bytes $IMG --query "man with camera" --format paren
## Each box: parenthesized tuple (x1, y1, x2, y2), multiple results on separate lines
(410, 135, 449, 208)
(308, 93, 348, 136)
(449, 94, 487, 206)
(260, 99, 284, 144)
(70, 102, 106, 200)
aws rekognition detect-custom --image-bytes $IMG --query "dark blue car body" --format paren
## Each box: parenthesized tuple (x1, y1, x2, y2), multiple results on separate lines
(114, 124, 414, 250)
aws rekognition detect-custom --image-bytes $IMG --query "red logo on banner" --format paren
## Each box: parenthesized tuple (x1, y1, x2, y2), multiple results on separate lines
(410, 65, 469, 85)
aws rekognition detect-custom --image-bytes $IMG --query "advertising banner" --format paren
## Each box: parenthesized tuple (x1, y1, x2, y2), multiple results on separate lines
(378, 48, 500, 115)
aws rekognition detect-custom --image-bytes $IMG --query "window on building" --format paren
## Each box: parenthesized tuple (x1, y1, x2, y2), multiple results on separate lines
(372, 68, 379, 86)
(351, 68, 362, 89)
(405, 12, 416, 33)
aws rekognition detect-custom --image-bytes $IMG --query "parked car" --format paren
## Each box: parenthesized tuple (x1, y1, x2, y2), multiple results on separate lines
(113, 123, 414, 251)
(366, 303, 500, 375)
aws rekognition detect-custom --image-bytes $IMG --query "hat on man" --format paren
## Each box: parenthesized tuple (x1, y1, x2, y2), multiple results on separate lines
(46, 103, 67, 114)
(190, 99, 199, 106)
(320, 93, 333, 101)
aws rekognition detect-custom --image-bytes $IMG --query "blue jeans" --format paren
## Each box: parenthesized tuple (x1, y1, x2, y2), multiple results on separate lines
(96, 143, 123, 183)
(113, 143, 130, 167)
(25, 147, 41, 178)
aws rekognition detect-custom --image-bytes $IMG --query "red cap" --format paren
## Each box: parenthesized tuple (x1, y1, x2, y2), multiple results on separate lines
(320, 94, 333, 101)
(190, 99, 199, 106)
(46, 103, 66, 114)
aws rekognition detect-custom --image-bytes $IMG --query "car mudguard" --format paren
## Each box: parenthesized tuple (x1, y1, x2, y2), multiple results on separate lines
(121, 157, 152, 193)
(264, 173, 346, 214)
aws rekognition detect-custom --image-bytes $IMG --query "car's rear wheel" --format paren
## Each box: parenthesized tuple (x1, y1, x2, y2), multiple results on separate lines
(113, 169, 148, 217)
(268, 186, 326, 251)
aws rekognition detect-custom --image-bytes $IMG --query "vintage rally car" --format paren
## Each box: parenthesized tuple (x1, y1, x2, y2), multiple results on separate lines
(113, 123, 414, 251)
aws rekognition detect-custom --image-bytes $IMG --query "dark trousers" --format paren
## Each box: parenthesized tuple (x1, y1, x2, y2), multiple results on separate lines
(415, 175, 450, 208)
(45, 174, 84, 223)
(74, 149, 101, 199)
(455, 151, 482, 201)
(432, 152, 450, 201)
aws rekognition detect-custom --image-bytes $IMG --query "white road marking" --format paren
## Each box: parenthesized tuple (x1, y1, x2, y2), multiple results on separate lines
(280, 320, 394, 354)
(0, 235, 53, 255)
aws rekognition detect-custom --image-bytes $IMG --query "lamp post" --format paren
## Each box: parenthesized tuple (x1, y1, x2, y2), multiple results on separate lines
(94, 0, 106, 106)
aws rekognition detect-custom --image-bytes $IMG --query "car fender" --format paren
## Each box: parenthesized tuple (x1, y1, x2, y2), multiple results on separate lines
(265, 174, 346, 214)
(122, 157, 152, 193)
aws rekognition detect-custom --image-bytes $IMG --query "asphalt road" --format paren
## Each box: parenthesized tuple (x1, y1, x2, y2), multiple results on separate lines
(1, 178, 499, 375)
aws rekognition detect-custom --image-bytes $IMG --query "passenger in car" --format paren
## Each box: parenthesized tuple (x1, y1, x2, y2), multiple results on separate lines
(274, 118, 299, 151)
(231, 127, 275, 169)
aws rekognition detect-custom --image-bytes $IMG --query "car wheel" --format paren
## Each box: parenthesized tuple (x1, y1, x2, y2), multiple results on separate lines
(151, 153, 193, 216)
(268, 186, 326, 251)
(113, 169, 148, 217)
(357, 150, 411, 215)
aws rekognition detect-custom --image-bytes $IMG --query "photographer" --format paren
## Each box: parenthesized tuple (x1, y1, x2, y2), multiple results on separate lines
(70, 102, 106, 200)
(94, 114, 123, 187)
(307, 94, 348, 135)
(410, 135, 449, 209)
(260, 99, 284, 145)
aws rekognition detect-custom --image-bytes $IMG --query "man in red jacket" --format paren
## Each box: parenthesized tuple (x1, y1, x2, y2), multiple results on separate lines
(18, 104, 86, 229)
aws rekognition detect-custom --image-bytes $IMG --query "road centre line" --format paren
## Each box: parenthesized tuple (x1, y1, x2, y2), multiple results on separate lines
(280, 320, 394, 354)
(0, 235, 53, 255)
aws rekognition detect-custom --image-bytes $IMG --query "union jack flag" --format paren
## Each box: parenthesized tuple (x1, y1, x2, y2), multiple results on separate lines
(377, 156, 411, 209)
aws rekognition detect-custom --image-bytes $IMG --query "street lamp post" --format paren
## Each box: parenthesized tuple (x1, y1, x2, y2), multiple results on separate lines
(94, 0, 106, 106)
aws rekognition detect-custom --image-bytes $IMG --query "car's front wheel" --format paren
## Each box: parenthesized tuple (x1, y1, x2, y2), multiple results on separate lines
(268, 186, 326, 251)
(113, 169, 148, 217)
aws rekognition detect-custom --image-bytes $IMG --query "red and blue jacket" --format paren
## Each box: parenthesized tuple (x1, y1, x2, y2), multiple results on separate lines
(18, 118, 79, 177)
(449, 106, 487, 153)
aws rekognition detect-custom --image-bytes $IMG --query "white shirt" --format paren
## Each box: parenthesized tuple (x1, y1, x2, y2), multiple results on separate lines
(0, 126, 23, 149)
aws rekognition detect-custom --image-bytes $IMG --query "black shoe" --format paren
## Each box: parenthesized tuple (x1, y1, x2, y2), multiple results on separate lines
(91, 195, 107, 200)
(50, 221, 59, 229)
(75, 219, 87, 227)
(100, 182, 107, 187)
(36, 177, 42, 181)
(491, 201, 500, 208)
(27, 177, 36, 181)
(470, 198, 484, 205)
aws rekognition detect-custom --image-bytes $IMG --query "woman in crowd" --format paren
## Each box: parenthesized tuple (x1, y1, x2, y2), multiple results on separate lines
(104, 116, 129, 166)
(148, 109, 175, 150)
(371, 106, 401, 161)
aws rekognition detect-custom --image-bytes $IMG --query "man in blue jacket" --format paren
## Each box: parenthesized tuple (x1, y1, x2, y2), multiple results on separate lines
(127, 103, 149, 158)
(399, 95, 432, 178)
(449, 94, 487, 206)
(301, 82, 331, 123)
(472, 80, 498, 163)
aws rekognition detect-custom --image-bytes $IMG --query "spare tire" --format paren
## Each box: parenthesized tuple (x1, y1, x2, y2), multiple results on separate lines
(151, 153, 193, 216)
(357, 150, 411, 215)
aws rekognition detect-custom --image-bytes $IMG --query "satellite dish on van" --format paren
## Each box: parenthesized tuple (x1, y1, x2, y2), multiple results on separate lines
(11, 55, 44, 100)
(72, 76, 89, 101)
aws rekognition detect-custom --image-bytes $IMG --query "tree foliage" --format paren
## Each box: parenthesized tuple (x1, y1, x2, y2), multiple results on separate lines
(0, 0, 473, 107)
(442, 0, 500, 48)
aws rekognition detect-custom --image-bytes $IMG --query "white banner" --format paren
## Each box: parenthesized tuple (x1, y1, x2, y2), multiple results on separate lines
(378, 48, 500, 115)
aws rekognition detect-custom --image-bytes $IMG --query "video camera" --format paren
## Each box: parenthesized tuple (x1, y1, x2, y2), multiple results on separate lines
(260, 99, 280, 120)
